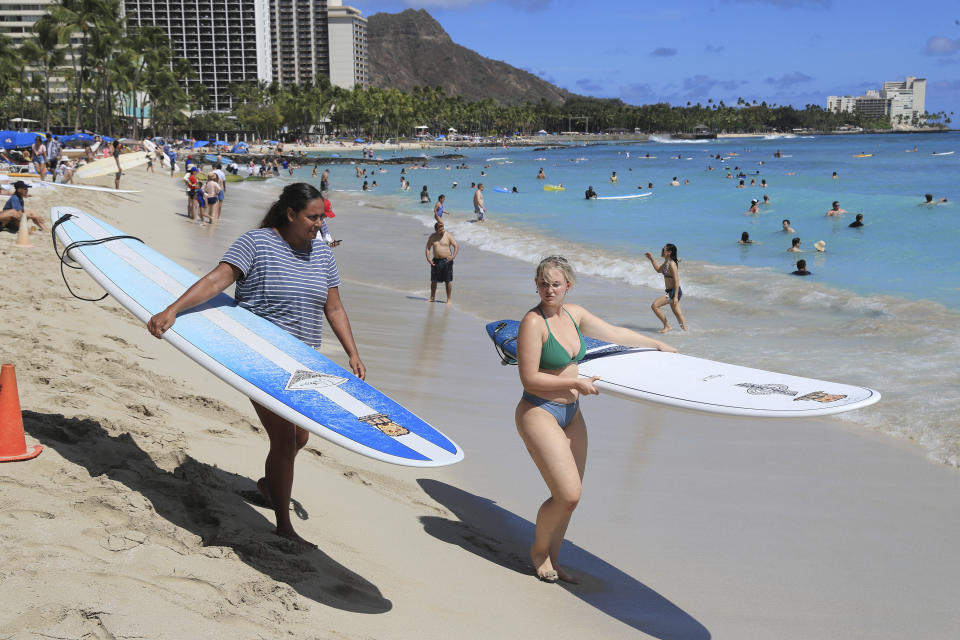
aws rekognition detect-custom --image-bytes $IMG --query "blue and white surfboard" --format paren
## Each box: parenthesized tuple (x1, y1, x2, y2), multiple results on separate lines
(52, 207, 463, 466)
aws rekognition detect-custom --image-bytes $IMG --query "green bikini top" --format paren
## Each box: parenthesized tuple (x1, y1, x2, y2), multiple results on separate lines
(538, 307, 586, 370)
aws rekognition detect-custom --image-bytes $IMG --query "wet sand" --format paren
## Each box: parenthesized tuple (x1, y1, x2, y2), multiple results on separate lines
(1, 170, 958, 639)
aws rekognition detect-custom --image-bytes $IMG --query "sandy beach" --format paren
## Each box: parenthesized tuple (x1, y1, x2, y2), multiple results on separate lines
(2, 168, 959, 639)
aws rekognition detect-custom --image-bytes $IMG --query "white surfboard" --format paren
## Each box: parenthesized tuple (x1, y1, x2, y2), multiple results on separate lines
(52, 207, 464, 466)
(486, 320, 879, 418)
(26, 181, 140, 193)
(75, 152, 149, 179)
(594, 192, 653, 200)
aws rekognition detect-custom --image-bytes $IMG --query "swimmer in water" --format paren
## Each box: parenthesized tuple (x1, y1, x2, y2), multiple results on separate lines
(825, 201, 846, 216)
(782, 219, 794, 233)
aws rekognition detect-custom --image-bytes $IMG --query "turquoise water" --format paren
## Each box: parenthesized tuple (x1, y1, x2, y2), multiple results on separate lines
(319, 132, 959, 309)
(249, 134, 959, 468)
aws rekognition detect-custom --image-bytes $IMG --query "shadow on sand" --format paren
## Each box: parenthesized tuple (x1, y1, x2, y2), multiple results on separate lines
(417, 479, 710, 639)
(24, 411, 391, 614)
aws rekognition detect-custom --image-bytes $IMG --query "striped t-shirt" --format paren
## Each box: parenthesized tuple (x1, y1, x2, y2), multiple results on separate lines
(221, 228, 341, 348)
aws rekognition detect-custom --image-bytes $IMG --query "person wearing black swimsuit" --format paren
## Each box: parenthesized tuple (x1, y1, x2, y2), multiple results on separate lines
(514, 256, 675, 584)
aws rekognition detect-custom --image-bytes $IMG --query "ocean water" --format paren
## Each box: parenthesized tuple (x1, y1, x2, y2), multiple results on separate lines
(233, 133, 960, 468)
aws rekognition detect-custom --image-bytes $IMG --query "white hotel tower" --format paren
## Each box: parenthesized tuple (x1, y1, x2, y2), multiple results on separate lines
(122, 0, 366, 111)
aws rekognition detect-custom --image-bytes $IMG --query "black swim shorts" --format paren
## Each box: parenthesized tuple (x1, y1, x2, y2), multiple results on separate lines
(431, 258, 453, 283)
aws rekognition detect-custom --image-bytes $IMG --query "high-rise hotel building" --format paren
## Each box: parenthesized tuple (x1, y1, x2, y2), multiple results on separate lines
(0, 0, 53, 48)
(123, 0, 273, 111)
(121, 0, 366, 111)
(827, 77, 926, 125)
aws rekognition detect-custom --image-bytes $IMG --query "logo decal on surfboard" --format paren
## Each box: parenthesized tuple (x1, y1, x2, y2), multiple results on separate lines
(735, 383, 798, 397)
(358, 413, 410, 437)
(794, 391, 848, 403)
(285, 370, 348, 391)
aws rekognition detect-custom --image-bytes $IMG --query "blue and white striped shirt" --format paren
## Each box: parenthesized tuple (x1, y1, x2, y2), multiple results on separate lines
(221, 228, 341, 348)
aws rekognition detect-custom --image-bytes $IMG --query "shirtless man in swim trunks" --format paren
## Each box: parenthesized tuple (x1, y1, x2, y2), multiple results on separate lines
(473, 183, 486, 222)
(825, 201, 847, 216)
(425, 221, 459, 303)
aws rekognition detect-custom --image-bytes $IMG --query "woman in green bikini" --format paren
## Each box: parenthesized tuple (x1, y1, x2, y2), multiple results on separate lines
(514, 256, 675, 583)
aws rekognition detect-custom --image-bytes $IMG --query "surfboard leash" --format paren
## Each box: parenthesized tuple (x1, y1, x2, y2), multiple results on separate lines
(51, 213, 145, 302)
(491, 321, 518, 366)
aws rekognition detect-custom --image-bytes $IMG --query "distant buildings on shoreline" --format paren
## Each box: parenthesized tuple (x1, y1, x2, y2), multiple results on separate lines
(827, 77, 926, 126)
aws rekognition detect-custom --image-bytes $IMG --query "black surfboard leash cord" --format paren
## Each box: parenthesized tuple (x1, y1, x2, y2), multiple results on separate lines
(51, 213, 145, 302)
(491, 321, 518, 366)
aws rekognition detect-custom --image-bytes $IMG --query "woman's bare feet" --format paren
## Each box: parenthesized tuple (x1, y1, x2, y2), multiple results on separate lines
(555, 566, 580, 584)
(256, 477, 273, 508)
(276, 528, 317, 551)
(658, 325, 673, 334)
(531, 551, 558, 583)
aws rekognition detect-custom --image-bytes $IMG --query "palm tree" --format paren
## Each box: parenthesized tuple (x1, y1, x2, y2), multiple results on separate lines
(29, 15, 68, 131)
(52, 0, 119, 131)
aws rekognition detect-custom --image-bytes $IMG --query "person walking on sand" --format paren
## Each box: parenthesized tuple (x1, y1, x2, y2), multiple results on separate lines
(474, 183, 486, 222)
(645, 244, 687, 333)
(514, 256, 675, 584)
(425, 220, 459, 303)
(30, 136, 48, 181)
(147, 183, 365, 550)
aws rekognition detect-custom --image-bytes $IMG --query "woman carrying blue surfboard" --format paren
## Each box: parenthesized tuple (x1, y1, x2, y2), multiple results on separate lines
(514, 256, 675, 583)
(148, 183, 365, 550)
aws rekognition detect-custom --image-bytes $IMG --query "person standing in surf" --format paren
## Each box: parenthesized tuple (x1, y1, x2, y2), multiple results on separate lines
(147, 182, 366, 550)
(645, 243, 688, 333)
(515, 256, 675, 584)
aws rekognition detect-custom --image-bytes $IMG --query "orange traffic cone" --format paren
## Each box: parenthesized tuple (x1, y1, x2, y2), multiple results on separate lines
(0, 364, 42, 462)
(14, 212, 33, 249)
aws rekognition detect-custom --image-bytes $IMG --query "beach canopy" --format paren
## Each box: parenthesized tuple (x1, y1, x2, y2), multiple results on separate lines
(1, 131, 46, 149)
(61, 132, 94, 144)
(266, 140, 279, 144)
(192, 139, 210, 148)
(355, 138, 364, 143)
(435, 135, 446, 140)
(414, 125, 428, 129)
(213, 140, 230, 147)
(537, 129, 548, 135)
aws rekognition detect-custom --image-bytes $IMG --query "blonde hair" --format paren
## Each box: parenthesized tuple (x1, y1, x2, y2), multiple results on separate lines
(535, 255, 575, 286)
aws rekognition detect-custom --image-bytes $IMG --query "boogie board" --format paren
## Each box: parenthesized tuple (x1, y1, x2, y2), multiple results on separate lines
(51, 206, 464, 466)
(486, 319, 879, 418)
(931, 151, 954, 156)
(493, 187, 512, 193)
(75, 152, 150, 179)
(594, 192, 653, 200)
(543, 184, 565, 191)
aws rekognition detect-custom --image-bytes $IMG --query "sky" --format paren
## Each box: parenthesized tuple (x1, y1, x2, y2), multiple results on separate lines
(347, 0, 959, 116)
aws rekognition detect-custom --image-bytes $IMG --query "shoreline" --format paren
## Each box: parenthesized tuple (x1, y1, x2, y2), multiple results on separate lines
(2, 171, 959, 638)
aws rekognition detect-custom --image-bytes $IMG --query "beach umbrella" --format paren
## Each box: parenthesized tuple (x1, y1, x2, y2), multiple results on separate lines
(192, 139, 209, 148)
(100, 135, 114, 143)
(266, 140, 279, 144)
(0, 131, 18, 149)
(355, 138, 364, 143)
(214, 140, 230, 147)
(330, 153, 340, 158)
(7, 131, 46, 148)
(435, 135, 446, 140)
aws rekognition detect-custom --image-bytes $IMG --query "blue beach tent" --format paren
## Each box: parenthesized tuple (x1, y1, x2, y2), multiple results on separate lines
(214, 140, 230, 147)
